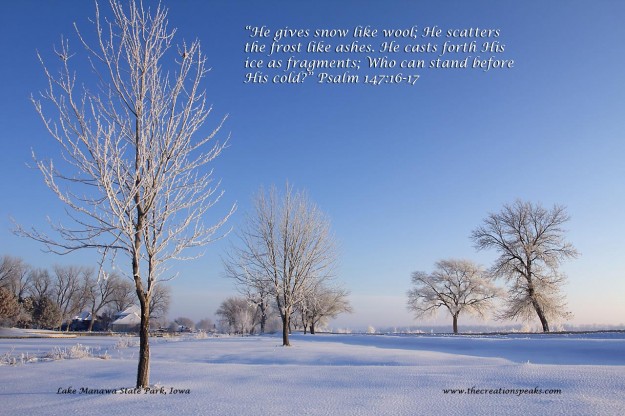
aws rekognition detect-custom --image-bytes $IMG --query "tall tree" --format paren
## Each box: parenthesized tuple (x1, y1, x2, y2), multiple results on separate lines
(15, 0, 233, 387)
(28, 268, 52, 300)
(51, 264, 91, 331)
(471, 200, 579, 332)
(407, 259, 499, 334)
(0, 255, 31, 302)
(225, 185, 337, 346)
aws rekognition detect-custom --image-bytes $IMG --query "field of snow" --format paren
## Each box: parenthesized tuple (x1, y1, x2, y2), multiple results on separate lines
(1, 331, 624, 415)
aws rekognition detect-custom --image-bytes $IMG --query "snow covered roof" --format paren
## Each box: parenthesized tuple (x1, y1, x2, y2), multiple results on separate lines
(111, 305, 141, 326)
(113, 305, 140, 318)
(72, 311, 92, 321)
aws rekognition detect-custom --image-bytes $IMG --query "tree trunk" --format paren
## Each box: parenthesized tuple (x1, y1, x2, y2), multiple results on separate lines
(452, 314, 458, 334)
(310, 321, 315, 335)
(87, 309, 96, 332)
(282, 314, 290, 346)
(532, 298, 550, 332)
(259, 301, 267, 334)
(528, 278, 550, 332)
(136, 297, 150, 388)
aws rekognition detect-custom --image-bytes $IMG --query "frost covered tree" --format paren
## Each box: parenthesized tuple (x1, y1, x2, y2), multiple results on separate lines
(246, 285, 272, 335)
(216, 296, 259, 334)
(298, 284, 352, 334)
(224, 185, 337, 346)
(196, 318, 215, 332)
(225, 272, 273, 334)
(407, 259, 499, 334)
(14, 0, 233, 387)
(471, 200, 579, 332)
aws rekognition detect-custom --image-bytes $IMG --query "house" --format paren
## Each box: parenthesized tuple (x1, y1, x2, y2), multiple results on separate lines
(110, 305, 141, 333)
(68, 311, 105, 331)
(67, 311, 92, 331)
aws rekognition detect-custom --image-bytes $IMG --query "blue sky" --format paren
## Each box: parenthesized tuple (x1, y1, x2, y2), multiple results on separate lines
(1, 0, 624, 329)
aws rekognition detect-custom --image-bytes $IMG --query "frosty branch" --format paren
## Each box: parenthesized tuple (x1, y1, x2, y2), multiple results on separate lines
(14, 0, 234, 387)
(471, 200, 579, 332)
(407, 259, 500, 334)
(224, 184, 337, 345)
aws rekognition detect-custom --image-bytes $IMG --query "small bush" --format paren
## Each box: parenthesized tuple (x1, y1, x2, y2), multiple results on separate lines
(0, 348, 39, 366)
(194, 330, 209, 339)
(0, 348, 17, 366)
(114, 337, 140, 349)
(2, 343, 109, 366)
(44, 343, 108, 360)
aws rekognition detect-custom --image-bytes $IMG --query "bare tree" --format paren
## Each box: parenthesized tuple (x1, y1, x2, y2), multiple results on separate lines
(109, 278, 136, 314)
(196, 318, 215, 332)
(84, 272, 123, 331)
(224, 243, 273, 335)
(216, 296, 259, 335)
(471, 200, 579, 332)
(51, 265, 91, 330)
(0, 256, 21, 288)
(0, 255, 31, 302)
(28, 268, 52, 300)
(407, 259, 499, 334)
(148, 283, 171, 320)
(233, 278, 273, 334)
(224, 185, 337, 346)
(15, 0, 233, 387)
(299, 284, 352, 334)
(0, 255, 15, 288)
(174, 316, 195, 331)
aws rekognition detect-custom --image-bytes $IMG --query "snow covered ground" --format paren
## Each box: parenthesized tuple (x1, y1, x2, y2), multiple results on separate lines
(1, 331, 624, 415)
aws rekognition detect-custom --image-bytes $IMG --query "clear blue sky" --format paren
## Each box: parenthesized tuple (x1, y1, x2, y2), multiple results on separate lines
(1, 0, 624, 329)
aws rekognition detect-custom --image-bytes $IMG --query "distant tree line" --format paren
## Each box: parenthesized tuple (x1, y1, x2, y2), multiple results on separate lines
(158, 317, 216, 334)
(407, 200, 579, 333)
(215, 285, 352, 337)
(0, 255, 170, 330)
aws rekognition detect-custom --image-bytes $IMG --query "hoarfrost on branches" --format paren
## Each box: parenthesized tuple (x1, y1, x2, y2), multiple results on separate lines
(14, 0, 234, 387)
(471, 200, 579, 332)
(224, 184, 337, 346)
(407, 259, 500, 334)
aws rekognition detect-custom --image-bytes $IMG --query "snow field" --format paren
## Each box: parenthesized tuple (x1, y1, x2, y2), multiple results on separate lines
(1, 332, 624, 415)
